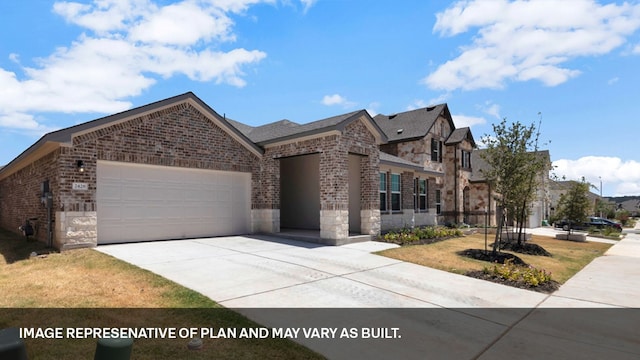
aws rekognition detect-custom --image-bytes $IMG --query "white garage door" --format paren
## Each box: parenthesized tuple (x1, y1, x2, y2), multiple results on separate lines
(97, 161, 251, 244)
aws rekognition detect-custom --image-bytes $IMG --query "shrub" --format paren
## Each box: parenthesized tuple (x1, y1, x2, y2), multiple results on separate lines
(483, 259, 552, 287)
(601, 227, 622, 237)
(381, 226, 462, 243)
(382, 229, 419, 243)
(615, 210, 630, 226)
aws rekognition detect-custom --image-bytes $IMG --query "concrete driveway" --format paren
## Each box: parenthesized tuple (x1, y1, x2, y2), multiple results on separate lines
(96, 232, 640, 359)
(96, 235, 547, 308)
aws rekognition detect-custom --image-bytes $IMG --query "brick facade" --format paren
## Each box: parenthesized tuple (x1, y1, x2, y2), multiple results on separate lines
(260, 117, 380, 240)
(1, 101, 261, 249)
(0, 150, 60, 244)
(2, 93, 522, 249)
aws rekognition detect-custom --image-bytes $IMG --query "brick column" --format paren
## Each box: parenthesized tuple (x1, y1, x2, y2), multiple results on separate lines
(252, 155, 280, 233)
(360, 153, 380, 236)
(319, 141, 349, 241)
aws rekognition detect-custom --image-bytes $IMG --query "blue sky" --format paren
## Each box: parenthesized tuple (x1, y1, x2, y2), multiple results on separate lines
(1, 0, 639, 196)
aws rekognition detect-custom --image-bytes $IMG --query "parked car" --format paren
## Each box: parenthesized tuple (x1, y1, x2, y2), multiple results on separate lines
(555, 217, 622, 232)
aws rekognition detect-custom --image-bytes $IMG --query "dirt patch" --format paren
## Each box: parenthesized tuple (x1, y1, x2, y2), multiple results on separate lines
(456, 248, 527, 265)
(499, 241, 552, 257)
(465, 270, 560, 293)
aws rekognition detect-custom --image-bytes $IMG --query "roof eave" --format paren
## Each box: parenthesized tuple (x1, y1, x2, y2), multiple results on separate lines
(0, 140, 62, 180)
(260, 110, 387, 147)
(379, 158, 445, 176)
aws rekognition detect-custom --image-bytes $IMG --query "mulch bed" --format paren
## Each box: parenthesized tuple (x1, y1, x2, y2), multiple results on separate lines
(456, 248, 527, 265)
(499, 241, 552, 256)
(465, 270, 560, 293)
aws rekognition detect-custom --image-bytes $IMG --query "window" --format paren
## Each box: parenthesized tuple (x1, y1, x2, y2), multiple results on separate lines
(379, 172, 387, 212)
(461, 150, 472, 169)
(435, 189, 442, 215)
(413, 178, 420, 210)
(418, 179, 427, 211)
(391, 173, 401, 211)
(431, 138, 443, 163)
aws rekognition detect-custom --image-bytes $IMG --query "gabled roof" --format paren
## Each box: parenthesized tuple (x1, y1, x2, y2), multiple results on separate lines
(372, 104, 453, 142)
(445, 127, 476, 147)
(0, 92, 262, 179)
(470, 149, 551, 182)
(237, 110, 387, 146)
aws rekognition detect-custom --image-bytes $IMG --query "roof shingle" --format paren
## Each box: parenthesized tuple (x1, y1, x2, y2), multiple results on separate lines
(373, 104, 449, 142)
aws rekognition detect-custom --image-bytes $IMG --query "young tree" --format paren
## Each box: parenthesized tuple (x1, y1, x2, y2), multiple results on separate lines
(480, 118, 548, 251)
(555, 181, 591, 237)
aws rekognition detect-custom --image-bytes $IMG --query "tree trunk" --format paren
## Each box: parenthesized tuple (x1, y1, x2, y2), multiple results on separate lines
(492, 207, 504, 255)
(517, 199, 528, 246)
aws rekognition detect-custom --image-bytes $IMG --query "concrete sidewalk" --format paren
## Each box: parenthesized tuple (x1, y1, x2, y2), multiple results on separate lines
(96, 229, 640, 359)
(535, 227, 640, 307)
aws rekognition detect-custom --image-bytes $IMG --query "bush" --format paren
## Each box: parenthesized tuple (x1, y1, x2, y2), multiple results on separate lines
(616, 210, 630, 226)
(601, 226, 622, 237)
(381, 226, 462, 244)
(382, 229, 419, 243)
(483, 259, 552, 287)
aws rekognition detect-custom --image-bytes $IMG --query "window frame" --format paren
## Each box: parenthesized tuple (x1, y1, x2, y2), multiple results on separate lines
(461, 150, 472, 170)
(431, 138, 443, 163)
(435, 189, 442, 215)
(390, 173, 401, 212)
(418, 179, 427, 211)
(379, 172, 387, 212)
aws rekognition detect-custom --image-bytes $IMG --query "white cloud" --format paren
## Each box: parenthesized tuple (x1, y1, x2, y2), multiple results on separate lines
(0, 0, 287, 133)
(634, 44, 640, 54)
(608, 77, 619, 85)
(425, 0, 640, 91)
(452, 114, 485, 128)
(129, 2, 235, 45)
(300, 0, 317, 14)
(480, 101, 501, 119)
(366, 102, 380, 117)
(553, 156, 640, 196)
(321, 94, 356, 108)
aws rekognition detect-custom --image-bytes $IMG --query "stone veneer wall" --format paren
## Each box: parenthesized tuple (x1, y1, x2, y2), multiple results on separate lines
(441, 137, 474, 225)
(55, 211, 97, 250)
(468, 182, 497, 227)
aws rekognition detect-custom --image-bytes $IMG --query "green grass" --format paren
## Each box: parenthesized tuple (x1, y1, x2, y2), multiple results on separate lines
(0, 228, 324, 359)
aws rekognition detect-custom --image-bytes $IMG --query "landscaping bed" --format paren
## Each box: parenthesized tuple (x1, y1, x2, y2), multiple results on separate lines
(465, 269, 560, 293)
(377, 226, 463, 246)
(377, 232, 611, 292)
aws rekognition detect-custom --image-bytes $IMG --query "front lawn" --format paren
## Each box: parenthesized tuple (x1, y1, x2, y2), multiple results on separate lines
(0, 228, 324, 359)
(376, 232, 611, 290)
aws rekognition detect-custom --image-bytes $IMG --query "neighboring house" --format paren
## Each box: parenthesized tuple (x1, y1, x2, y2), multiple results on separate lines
(548, 180, 603, 220)
(469, 149, 552, 228)
(0, 92, 550, 250)
(373, 105, 477, 229)
(617, 199, 640, 217)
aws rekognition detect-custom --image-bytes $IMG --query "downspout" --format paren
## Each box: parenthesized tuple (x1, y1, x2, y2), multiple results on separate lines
(488, 183, 492, 226)
(454, 144, 458, 224)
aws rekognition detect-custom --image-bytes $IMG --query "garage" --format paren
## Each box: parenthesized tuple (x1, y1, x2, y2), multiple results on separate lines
(97, 161, 251, 244)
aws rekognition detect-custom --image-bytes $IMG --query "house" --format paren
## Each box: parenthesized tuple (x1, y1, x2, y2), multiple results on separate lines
(470, 149, 552, 228)
(0, 92, 384, 249)
(372, 105, 478, 229)
(0, 92, 547, 250)
(548, 180, 604, 220)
